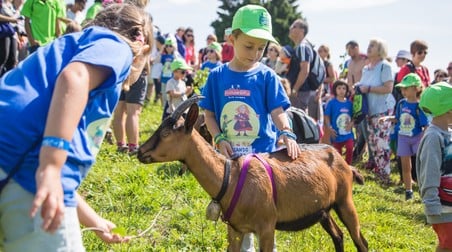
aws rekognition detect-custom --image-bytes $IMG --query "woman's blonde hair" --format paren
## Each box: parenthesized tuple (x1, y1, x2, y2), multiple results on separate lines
(369, 38, 388, 60)
(85, 3, 153, 90)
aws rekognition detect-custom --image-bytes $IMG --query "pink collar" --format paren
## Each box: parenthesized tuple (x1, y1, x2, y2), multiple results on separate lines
(223, 153, 277, 223)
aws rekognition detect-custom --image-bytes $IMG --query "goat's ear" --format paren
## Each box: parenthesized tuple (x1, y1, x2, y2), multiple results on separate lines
(184, 103, 199, 132)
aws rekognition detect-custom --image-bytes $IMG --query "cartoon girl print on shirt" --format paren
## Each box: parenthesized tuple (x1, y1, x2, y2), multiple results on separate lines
(336, 113, 352, 135)
(221, 101, 260, 156)
(234, 104, 253, 136)
(399, 112, 415, 136)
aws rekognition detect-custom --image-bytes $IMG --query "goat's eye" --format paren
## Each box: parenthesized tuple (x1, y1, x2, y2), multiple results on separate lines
(160, 128, 171, 137)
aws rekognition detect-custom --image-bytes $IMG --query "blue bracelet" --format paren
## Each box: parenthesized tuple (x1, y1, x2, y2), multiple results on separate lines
(279, 130, 297, 141)
(42, 136, 70, 151)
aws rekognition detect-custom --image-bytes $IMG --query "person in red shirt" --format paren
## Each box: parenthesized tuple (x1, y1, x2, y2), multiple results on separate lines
(221, 27, 234, 63)
(396, 40, 430, 87)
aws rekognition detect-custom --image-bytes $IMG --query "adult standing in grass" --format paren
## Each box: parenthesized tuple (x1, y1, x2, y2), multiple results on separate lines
(417, 82, 452, 252)
(356, 38, 394, 184)
(0, 3, 152, 251)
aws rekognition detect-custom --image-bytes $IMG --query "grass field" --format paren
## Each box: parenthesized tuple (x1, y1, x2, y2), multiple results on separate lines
(80, 101, 436, 251)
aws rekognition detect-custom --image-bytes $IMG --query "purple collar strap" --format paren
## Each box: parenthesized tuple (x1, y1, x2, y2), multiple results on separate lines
(223, 153, 277, 223)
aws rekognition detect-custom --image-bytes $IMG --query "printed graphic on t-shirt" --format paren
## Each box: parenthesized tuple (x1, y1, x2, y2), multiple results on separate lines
(87, 118, 111, 156)
(336, 113, 352, 135)
(220, 101, 260, 156)
(162, 61, 172, 78)
(399, 112, 415, 136)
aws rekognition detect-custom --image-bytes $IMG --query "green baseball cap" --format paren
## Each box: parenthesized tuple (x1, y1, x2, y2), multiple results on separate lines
(208, 42, 222, 54)
(164, 37, 175, 46)
(170, 58, 192, 72)
(420, 82, 452, 117)
(231, 4, 278, 44)
(395, 73, 422, 88)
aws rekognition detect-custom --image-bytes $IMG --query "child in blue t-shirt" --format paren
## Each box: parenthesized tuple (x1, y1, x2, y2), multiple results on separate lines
(200, 41, 223, 71)
(381, 73, 429, 200)
(0, 4, 151, 249)
(199, 6, 301, 250)
(324, 80, 354, 164)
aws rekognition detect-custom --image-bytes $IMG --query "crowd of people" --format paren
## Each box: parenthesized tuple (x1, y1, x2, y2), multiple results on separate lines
(0, 1, 451, 251)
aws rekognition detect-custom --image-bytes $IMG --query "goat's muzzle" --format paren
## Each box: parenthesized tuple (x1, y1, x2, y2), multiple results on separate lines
(137, 149, 154, 164)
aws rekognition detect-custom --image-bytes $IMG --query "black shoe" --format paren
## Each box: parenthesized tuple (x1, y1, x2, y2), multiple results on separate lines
(405, 190, 413, 200)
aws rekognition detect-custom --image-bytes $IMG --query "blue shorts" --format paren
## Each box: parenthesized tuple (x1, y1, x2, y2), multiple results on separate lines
(397, 133, 422, 157)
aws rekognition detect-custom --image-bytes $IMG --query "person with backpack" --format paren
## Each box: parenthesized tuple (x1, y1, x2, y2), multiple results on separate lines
(396, 40, 430, 88)
(380, 74, 429, 200)
(356, 38, 394, 185)
(288, 18, 325, 122)
(416, 82, 452, 252)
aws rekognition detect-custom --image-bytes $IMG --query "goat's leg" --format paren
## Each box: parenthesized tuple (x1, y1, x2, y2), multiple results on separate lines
(257, 228, 275, 252)
(334, 199, 368, 252)
(227, 226, 244, 252)
(320, 211, 344, 252)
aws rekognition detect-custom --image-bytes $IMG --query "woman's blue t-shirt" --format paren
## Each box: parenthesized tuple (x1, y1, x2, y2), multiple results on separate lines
(0, 26, 133, 206)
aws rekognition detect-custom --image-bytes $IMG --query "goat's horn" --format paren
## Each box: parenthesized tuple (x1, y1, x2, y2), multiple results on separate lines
(170, 95, 204, 121)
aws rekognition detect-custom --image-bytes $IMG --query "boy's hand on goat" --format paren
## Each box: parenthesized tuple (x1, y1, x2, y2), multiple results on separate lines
(217, 140, 234, 159)
(281, 136, 301, 159)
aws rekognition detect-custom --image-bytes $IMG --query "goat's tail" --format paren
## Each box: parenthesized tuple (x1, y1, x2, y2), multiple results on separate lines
(351, 166, 365, 185)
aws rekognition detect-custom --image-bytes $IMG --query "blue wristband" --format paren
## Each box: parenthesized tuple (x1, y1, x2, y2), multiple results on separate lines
(279, 130, 297, 141)
(42, 136, 70, 151)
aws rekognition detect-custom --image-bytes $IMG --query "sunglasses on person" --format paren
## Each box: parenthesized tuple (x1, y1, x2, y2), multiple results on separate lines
(416, 50, 428, 55)
(186, 34, 193, 37)
(177, 69, 187, 74)
(165, 44, 173, 48)
(447, 66, 452, 70)
(207, 49, 216, 53)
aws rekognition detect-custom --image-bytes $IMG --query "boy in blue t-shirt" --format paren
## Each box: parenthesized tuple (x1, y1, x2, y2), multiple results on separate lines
(381, 73, 429, 200)
(199, 6, 301, 250)
(324, 80, 354, 164)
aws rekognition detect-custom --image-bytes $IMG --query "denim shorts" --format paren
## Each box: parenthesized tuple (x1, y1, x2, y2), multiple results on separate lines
(119, 74, 148, 105)
(0, 170, 85, 252)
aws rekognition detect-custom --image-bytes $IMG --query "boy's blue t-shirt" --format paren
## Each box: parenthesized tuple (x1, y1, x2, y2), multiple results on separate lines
(0, 26, 133, 206)
(395, 99, 429, 137)
(199, 63, 290, 156)
(324, 98, 354, 143)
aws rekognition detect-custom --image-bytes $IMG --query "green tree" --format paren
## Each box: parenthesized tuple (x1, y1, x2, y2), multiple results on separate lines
(211, 0, 303, 46)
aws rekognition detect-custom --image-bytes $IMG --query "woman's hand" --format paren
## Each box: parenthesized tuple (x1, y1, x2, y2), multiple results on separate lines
(30, 165, 65, 233)
(359, 85, 371, 94)
(93, 218, 131, 244)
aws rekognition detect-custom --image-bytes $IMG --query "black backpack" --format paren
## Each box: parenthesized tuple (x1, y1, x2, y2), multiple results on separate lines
(286, 106, 320, 144)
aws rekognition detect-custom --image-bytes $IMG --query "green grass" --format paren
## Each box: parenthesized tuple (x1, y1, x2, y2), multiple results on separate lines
(81, 101, 436, 251)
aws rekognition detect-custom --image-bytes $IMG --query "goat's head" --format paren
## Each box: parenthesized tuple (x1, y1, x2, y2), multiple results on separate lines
(137, 96, 203, 164)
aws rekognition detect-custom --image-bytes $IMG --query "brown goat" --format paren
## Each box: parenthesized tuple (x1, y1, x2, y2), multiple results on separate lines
(138, 97, 368, 252)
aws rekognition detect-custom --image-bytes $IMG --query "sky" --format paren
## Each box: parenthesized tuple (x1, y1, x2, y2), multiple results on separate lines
(142, 0, 451, 77)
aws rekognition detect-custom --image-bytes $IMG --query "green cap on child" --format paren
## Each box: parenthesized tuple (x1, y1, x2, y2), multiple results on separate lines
(395, 73, 422, 88)
(170, 58, 192, 72)
(231, 4, 278, 44)
(420, 82, 452, 117)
